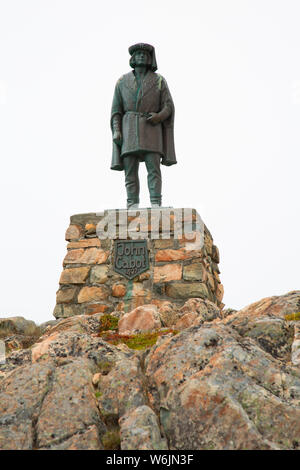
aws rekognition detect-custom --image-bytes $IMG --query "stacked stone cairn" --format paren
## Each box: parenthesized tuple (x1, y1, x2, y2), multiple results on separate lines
(53, 208, 224, 319)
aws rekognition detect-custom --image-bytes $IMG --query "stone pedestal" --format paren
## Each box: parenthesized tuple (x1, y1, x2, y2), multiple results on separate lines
(53, 208, 224, 319)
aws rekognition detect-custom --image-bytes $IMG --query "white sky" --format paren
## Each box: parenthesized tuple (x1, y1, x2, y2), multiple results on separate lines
(0, 0, 299, 324)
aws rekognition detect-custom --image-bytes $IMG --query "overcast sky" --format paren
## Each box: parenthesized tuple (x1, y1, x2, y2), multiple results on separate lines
(0, 0, 299, 324)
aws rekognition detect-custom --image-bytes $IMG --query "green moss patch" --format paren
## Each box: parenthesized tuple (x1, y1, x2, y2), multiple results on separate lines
(99, 314, 119, 332)
(99, 329, 179, 350)
(102, 429, 121, 450)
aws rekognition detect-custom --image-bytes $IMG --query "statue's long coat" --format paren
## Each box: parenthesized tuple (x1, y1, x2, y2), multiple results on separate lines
(110, 71, 177, 170)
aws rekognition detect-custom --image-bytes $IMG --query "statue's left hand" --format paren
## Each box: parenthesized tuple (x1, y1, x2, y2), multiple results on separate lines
(147, 113, 161, 125)
(113, 130, 122, 146)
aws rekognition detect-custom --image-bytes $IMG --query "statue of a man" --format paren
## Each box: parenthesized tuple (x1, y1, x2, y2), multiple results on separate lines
(110, 43, 177, 208)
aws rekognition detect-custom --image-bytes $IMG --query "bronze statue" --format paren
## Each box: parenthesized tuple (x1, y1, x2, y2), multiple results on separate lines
(110, 43, 177, 208)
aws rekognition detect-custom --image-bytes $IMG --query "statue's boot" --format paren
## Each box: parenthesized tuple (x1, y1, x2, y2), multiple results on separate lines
(127, 198, 139, 209)
(151, 197, 162, 208)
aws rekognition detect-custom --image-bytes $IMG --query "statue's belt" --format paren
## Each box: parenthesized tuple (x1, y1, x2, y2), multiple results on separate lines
(125, 111, 151, 118)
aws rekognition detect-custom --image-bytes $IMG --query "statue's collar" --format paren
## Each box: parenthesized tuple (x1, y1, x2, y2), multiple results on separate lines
(132, 69, 150, 81)
(126, 70, 157, 92)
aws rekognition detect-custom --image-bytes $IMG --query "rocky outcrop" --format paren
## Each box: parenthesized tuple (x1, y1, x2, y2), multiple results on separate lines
(0, 291, 300, 450)
(0, 316, 42, 353)
(0, 314, 135, 449)
(0, 317, 37, 336)
(221, 291, 300, 362)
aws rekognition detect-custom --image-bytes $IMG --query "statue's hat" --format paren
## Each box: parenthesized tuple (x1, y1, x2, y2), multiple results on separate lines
(128, 43, 157, 72)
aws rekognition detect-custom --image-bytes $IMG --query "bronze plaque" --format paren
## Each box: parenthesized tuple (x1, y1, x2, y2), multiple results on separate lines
(114, 240, 149, 280)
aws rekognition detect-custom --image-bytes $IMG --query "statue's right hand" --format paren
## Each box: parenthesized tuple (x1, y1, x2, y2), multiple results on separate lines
(113, 131, 122, 146)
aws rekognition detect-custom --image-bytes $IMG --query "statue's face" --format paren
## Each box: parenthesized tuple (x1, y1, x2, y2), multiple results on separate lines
(134, 49, 150, 66)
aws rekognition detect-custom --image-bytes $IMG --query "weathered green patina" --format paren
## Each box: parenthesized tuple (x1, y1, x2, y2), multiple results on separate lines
(110, 43, 176, 208)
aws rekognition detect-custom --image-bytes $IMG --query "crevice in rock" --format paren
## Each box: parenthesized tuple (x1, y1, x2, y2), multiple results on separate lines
(32, 365, 55, 450)
(38, 425, 99, 450)
(92, 371, 120, 450)
(98, 410, 120, 450)
(138, 350, 170, 450)
(96, 397, 120, 450)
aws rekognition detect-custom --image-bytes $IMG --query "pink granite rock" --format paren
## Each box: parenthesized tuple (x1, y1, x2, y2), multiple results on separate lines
(118, 305, 161, 336)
